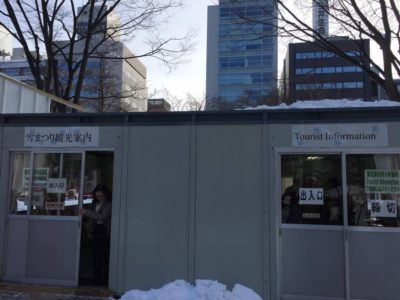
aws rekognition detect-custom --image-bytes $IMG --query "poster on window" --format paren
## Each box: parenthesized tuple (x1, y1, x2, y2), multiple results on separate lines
(47, 178, 67, 193)
(23, 168, 49, 190)
(299, 188, 324, 205)
(365, 169, 400, 194)
(45, 202, 65, 211)
(368, 199, 397, 218)
(32, 188, 44, 206)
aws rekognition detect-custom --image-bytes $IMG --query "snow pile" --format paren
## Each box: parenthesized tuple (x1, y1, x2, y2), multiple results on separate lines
(120, 280, 263, 300)
(242, 99, 400, 110)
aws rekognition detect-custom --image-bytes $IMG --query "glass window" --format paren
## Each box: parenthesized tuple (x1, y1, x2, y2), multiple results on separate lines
(347, 154, 400, 227)
(336, 82, 343, 89)
(343, 66, 357, 73)
(296, 69, 303, 75)
(220, 8, 229, 18)
(229, 57, 245, 68)
(295, 53, 304, 60)
(321, 52, 335, 58)
(281, 155, 343, 225)
(323, 67, 335, 74)
(30, 153, 82, 216)
(9, 153, 31, 215)
(323, 83, 336, 89)
(343, 82, 357, 88)
(219, 58, 229, 68)
(346, 51, 360, 57)
(303, 52, 315, 59)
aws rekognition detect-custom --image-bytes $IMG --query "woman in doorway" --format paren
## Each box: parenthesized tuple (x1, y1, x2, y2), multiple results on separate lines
(79, 184, 112, 285)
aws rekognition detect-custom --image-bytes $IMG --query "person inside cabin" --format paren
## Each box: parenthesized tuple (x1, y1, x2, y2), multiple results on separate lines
(79, 184, 112, 285)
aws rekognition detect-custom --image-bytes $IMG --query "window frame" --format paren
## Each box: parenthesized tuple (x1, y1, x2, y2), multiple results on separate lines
(277, 148, 400, 232)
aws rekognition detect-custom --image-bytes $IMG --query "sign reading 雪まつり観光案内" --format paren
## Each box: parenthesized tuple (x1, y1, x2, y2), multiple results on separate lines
(24, 127, 99, 147)
(292, 124, 388, 147)
(365, 169, 400, 194)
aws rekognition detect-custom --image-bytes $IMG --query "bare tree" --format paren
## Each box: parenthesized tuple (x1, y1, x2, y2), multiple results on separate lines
(270, 0, 400, 101)
(184, 92, 205, 111)
(0, 0, 194, 110)
(151, 88, 205, 111)
(226, 0, 399, 100)
(77, 53, 148, 112)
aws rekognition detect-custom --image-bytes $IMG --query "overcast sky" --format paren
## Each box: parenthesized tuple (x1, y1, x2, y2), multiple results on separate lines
(128, 1, 215, 100)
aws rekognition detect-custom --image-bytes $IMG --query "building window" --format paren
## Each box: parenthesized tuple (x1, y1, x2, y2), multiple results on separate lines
(295, 66, 362, 75)
(296, 82, 364, 90)
(281, 154, 343, 225)
(347, 154, 400, 227)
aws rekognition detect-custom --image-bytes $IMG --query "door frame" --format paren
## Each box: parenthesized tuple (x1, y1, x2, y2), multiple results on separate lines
(276, 147, 400, 300)
(2, 148, 114, 286)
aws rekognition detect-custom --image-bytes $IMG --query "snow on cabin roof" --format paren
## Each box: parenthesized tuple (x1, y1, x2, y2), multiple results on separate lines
(242, 99, 400, 110)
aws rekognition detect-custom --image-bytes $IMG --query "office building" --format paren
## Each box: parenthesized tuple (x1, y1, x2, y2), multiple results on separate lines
(281, 1, 373, 102)
(206, 0, 278, 109)
(147, 98, 171, 112)
(55, 37, 147, 112)
(0, 5, 147, 112)
(0, 25, 11, 56)
(0, 48, 42, 86)
(76, 4, 120, 40)
(282, 38, 373, 102)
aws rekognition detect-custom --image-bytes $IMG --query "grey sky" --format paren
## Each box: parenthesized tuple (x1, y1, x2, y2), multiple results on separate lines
(128, 1, 214, 100)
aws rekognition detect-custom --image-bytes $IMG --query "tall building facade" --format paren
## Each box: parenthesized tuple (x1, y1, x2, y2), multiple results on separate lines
(0, 48, 42, 86)
(0, 5, 147, 113)
(206, 0, 278, 110)
(55, 39, 148, 112)
(281, 38, 373, 102)
(76, 4, 120, 40)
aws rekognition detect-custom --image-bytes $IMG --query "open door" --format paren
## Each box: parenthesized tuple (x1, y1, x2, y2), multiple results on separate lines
(79, 151, 114, 286)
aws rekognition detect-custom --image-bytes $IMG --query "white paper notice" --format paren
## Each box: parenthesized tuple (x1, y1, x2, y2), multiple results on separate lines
(299, 188, 324, 205)
(368, 200, 397, 218)
(47, 178, 67, 194)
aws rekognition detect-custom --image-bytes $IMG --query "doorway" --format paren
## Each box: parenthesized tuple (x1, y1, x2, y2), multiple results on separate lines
(278, 151, 400, 300)
(78, 151, 114, 286)
(3, 150, 114, 287)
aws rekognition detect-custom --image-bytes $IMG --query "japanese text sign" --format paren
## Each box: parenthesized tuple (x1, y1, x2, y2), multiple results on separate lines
(24, 127, 99, 147)
(23, 168, 49, 189)
(32, 188, 44, 206)
(365, 170, 400, 194)
(368, 200, 397, 218)
(299, 188, 324, 205)
(45, 202, 65, 211)
(47, 178, 67, 194)
(313, 0, 329, 37)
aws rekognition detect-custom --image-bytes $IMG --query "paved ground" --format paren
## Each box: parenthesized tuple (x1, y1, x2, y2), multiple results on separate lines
(0, 283, 119, 300)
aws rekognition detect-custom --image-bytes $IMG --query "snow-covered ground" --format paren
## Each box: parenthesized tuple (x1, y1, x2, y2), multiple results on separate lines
(242, 99, 400, 110)
(120, 280, 263, 300)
